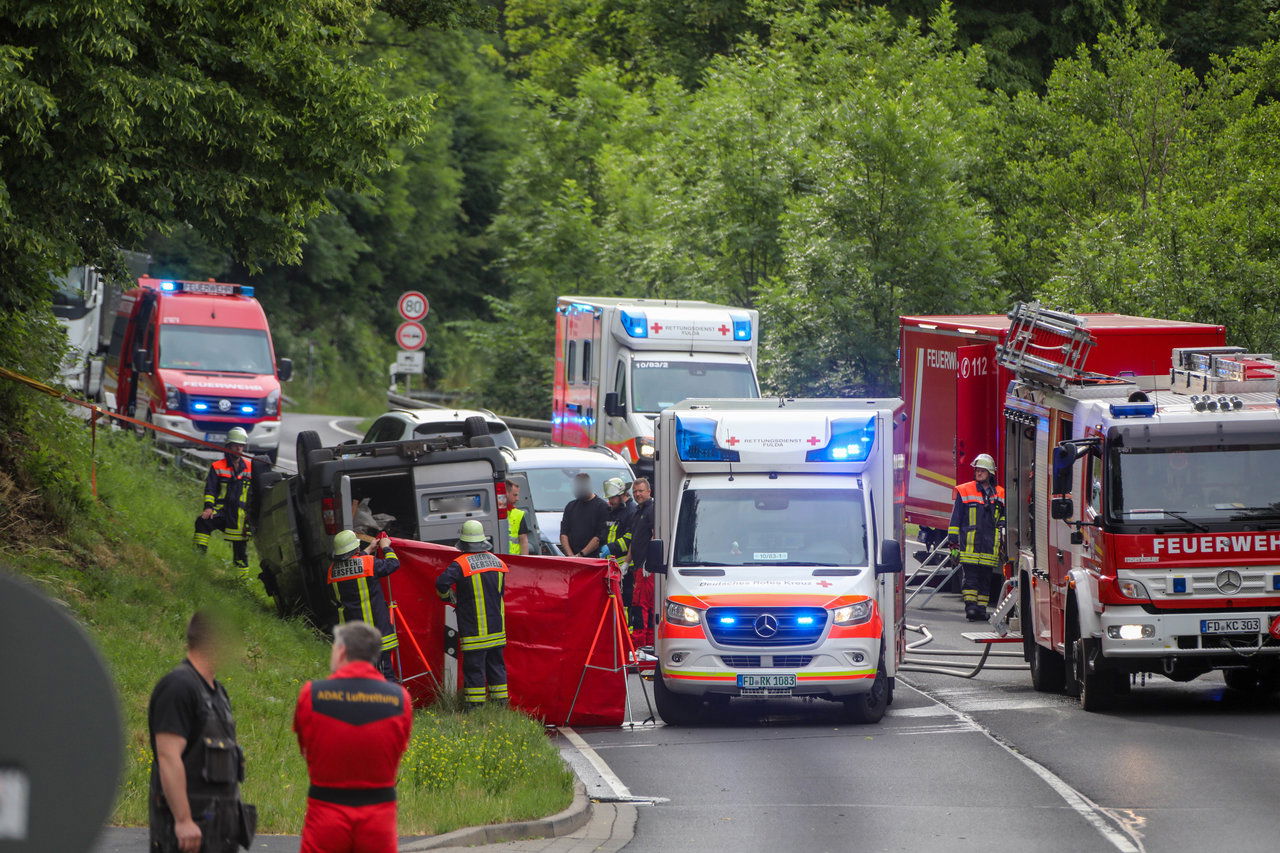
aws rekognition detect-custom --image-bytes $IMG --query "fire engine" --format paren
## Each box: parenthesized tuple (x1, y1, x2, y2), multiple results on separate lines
(552, 297, 760, 471)
(645, 398, 905, 725)
(997, 303, 1280, 710)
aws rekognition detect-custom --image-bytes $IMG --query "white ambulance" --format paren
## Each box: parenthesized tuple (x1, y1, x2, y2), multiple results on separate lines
(552, 297, 761, 471)
(645, 398, 906, 725)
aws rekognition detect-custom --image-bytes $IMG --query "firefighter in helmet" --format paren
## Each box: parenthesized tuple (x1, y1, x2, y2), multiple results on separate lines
(948, 453, 1006, 621)
(194, 427, 254, 574)
(435, 520, 509, 708)
(328, 529, 401, 681)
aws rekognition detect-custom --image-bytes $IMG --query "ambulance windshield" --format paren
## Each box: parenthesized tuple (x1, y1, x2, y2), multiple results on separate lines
(630, 360, 757, 413)
(1108, 443, 1280, 525)
(673, 488, 868, 567)
(159, 325, 274, 374)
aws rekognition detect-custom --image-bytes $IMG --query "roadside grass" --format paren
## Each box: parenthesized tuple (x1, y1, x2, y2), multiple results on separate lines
(2, 428, 571, 834)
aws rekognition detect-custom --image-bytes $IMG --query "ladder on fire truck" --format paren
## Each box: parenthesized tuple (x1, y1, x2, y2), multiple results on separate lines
(995, 302, 1102, 388)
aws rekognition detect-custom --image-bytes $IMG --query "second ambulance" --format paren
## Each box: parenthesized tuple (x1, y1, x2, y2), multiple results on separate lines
(646, 398, 905, 725)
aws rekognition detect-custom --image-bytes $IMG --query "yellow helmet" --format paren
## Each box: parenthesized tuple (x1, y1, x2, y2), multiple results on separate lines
(603, 477, 627, 499)
(457, 519, 491, 553)
(226, 427, 249, 445)
(972, 453, 997, 474)
(332, 529, 360, 557)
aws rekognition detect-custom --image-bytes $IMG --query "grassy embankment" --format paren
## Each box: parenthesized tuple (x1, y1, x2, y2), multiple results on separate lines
(2, 425, 571, 835)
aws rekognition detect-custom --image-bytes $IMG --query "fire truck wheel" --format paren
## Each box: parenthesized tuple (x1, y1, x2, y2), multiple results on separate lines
(1029, 642, 1066, 693)
(1074, 638, 1116, 712)
(842, 658, 889, 724)
(654, 667, 703, 726)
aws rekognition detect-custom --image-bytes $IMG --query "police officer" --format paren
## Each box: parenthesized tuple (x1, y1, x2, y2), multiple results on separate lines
(328, 529, 401, 681)
(602, 477, 634, 564)
(148, 612, 250, 853)
(294, 621, 413, 853)
(506, 479, 530, 555)
(194, 427, 254, 574)
(435, 520, 509, 708)
(948, 453, 1006, 621)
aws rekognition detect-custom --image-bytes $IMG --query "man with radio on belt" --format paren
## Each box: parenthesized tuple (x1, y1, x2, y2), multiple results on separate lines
(193, 427, 254, 574)
(294, 621, 413, 853)
(436, 520, 509, 708)
(328, 529, 401, 681)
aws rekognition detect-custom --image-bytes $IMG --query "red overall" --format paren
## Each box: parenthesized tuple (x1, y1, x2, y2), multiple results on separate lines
(293, 660, 413, 853)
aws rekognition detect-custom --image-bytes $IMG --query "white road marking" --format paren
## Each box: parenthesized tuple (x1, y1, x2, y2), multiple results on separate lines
(900, 682, 1143, 853)
(328, 418, 364, 439)
(887, 704, 955, 718)
(561, 727, 633, 801)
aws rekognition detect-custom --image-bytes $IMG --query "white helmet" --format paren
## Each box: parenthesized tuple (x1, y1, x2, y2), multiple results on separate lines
(972, 453, 996, 474)
(603, 477, 627, 499)
(226, 426, 249, 445)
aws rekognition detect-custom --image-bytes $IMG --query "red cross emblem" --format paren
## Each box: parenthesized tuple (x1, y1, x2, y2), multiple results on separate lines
(717, 324, 730, 335)
(650, 322, 663, 334)
(815, 580, 833, 588)
(807, 436, 822, 446)
(725, 436, 740, 446)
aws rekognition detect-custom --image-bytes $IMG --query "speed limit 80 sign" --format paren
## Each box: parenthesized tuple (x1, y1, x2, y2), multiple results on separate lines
(397, 291, 430, 321)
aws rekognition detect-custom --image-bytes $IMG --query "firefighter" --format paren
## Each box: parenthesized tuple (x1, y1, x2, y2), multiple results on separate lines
(435, 520, 509, 709)
(193, 427, 254, 574)
(506, 479, 530, 555)
(602, 477, 634, 564)
(327, 529, 401, 681)
(948, 453, 1006, 621)
(294, 621, 412, 853)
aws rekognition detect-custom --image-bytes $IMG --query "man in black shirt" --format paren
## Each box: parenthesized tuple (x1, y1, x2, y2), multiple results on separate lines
(148, 612, 247, 853)
(559, 473, 609, 557)
(627, 477, 657, 647)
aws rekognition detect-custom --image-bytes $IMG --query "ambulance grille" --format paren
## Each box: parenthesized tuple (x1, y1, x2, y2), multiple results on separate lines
(771, 655, 815, 668)
(705, 607, 828, 647)
(721, 656, 762, 668)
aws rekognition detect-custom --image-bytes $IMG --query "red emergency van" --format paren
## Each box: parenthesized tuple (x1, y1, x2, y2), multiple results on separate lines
(103, 278, 292, 462)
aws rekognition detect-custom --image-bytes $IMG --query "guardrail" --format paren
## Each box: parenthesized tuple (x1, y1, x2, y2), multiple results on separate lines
(386, 390, 554, 442)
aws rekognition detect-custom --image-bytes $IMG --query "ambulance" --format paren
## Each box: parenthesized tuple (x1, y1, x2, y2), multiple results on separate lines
(102, 277, 292, 461)
(645, 398, 905, 725)
(552, 297, 761, 470)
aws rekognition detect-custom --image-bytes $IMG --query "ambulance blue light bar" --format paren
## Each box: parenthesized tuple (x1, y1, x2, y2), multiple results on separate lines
(731, 313, 752, 341)
(1109, 402, 1156, 418)
(621, 309, 649, 338)
(806, 417, 876, 462)
(675, 416, 740, 462)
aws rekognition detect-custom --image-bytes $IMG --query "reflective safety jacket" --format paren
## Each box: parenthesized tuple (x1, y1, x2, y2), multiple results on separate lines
(203, 455, 253, 539)
(328, 550, 401, 653)
(293, 660, 412, 805)
(435, 551, 508, 651)
(507, 508, 527, 556)
(948, 480, 1006, 567)
(604, 502, 634, 563)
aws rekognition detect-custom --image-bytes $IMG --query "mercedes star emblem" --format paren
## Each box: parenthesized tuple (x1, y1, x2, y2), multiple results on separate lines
(753, 613, 779, 639)
(1215, 569, 1243, 595)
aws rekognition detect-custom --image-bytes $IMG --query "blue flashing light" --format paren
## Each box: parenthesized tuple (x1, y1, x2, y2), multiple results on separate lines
(192, 402, 209, 411)
(1172, 577, 1187, 594)
(806, 416, 876, 462)
(719, 616, 737, 625)
(239, 285, 255, 297)
(796, 616, 815, 625)
(1272, 575, 1280, 591)
(159, 280, 178, 292)
(730, 313, 752, 341)
(675, 416, 740, 462)
(620, 309, 649, 338)
(1109, 402, 1156, 418)
(239, 405, 255, 414)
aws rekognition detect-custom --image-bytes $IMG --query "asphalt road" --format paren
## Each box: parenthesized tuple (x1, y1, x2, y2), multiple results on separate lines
(583, 587, 1280, 853)
(273, 410, 365, 473)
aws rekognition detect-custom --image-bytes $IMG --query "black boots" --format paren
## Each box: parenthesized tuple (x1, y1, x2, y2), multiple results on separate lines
(965, 602, 988, 622)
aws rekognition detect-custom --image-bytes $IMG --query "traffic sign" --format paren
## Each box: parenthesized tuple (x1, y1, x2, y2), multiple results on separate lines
(397, 291, 430, 321)
(396, 350, 425, 374)
(395, 321, 426, 350)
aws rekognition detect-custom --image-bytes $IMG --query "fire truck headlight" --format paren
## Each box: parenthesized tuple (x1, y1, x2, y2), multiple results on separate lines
(164, 383, 182, 411)
(1117, 579, 1151, 600)
(665, 600, 702, 626)
(833, 600, 874, 626)
(264, 389, 280, 417)
(1107, 624, 1155, 640)
(637, 438, 655, 459)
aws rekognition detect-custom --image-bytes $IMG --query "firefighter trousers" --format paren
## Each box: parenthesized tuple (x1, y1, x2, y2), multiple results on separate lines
(300, 798, 397, 853)
(960, 562, 998, 608)
(461, 645, 508, 705)
(194, 515, 249, 568)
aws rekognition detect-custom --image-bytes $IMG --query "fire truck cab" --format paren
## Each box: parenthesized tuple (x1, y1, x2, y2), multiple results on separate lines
(1000, 304, 1280, 710)
(103, 278, 292, 461)
(646, 398, 905, 725)
(552, 297, 760, 471)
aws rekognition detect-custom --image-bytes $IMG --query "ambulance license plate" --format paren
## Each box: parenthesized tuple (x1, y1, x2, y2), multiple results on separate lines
(737, 674, 797, 690)
(1200, 618, 1261, 634)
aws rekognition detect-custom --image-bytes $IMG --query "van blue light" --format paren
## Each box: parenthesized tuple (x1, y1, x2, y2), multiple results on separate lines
(719, 616, 737, 625)
(1109, 402, 1156, 418)
(159, 280, 177, 291)
(675, 416, 740, 462)
(796, 616, 815, 625)
(240, 405, 255, 414)
(620, 309, 649, 338)
(192, 401, 209, 411)
(806, 417, 876, 462)
(239, 285, 255, 297)
(731, 313, 752, 341)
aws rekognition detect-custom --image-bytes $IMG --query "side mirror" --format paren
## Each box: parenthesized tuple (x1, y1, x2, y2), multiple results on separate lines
(1051, 444, 1076, 494)
(604, 391, 626, 418)
(277, 357, 294, 382)
(876, 539, 904, 574)
(132, 348, 152, 373)
(646, 538, 667, 574)
(1051, 497, 1075, 520)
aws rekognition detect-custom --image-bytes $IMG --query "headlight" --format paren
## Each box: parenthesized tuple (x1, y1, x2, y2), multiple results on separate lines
(1117, 579, 1150, 600)
(264, 388, 281, 416)
(1107, 624, 1155, 640)
(638, 437, 655, 459)
(665, 600, 702, 626)
(833, 600, 874, 626)
(164, 383, 182, 410)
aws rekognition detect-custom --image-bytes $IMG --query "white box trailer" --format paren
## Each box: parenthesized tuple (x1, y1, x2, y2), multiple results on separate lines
(552, 297, 761, 471)
(646, 398, 906, 725)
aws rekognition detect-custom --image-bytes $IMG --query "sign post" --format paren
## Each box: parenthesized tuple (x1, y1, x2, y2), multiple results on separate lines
(393, 293, 429, 393)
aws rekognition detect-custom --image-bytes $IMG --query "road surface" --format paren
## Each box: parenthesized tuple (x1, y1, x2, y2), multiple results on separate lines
(274, 410, 365, 473)
(580, 590, 1280, 852)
